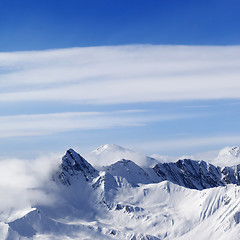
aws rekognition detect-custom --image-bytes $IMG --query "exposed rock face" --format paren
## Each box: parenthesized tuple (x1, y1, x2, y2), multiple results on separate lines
(56, 148, 99, 185)
(234, 212, 240, 224)
(153, 159, 240, 190)
(221, 165, 240, 185)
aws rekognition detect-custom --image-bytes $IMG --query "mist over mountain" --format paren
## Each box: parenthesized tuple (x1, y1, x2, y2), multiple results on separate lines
(88, 144, 159, 167)
(1, 145, 240, 239)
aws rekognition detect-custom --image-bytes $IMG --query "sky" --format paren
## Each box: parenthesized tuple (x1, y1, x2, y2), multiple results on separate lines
(0, 0, 240, 50)
(1, 0, 240, 159)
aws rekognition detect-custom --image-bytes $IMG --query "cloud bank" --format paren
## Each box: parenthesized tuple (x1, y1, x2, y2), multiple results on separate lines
(1, 45, 240, 104)
(0, 154, 60, 222)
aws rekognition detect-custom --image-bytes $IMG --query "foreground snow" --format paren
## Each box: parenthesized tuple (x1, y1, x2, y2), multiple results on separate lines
(1, 147, 240, 239)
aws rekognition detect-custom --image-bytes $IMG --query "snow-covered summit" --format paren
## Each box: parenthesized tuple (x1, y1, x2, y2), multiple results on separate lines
(103, 159, 153, 187)
(219, 146, 240, 158)
(92, 144, 126, 155)
(212, 146, 240, 167)
(88, 144, 158, 167)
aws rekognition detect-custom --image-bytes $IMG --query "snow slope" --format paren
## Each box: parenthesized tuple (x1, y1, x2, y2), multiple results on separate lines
(212, 146, 240, 167)
(88, 144, 158, 167)
(1, 147, 240, 239)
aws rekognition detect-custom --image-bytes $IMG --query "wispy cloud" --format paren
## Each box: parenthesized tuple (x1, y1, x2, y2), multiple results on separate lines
(1, 45, 240, 104)
(137, 135, 240, 153)
(0, 110, 197, 138)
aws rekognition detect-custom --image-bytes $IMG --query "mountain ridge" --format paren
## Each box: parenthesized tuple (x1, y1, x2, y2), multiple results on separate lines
(2, 146, 240, 240)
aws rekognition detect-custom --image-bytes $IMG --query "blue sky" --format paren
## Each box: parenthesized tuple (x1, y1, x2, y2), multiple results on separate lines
(1, 1, 240, 159)
(1, 0, 240, 51)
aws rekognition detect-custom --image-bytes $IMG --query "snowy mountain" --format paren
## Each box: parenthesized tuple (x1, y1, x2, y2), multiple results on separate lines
(153, 159, 240, 190)
(102, 159, 154, 187)
(55, 148, 99, 185)
(1, 146, 240, 239)
(88, 144, 158, 167)
(212, 146, 240, 166)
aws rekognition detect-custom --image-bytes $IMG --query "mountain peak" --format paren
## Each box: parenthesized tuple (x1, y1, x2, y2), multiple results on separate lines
(211, 146, 240, 167)
(218, 146, 240, 158)
(56, 148, 98, 185)
(92, 144, 127, 155)
(89, 144, 158, 167)
(229, 146, 240, 157)
(103, 158, 153, 187)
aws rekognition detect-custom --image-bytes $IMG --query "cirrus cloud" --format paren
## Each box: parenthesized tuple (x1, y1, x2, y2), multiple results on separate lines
(0, 45, 240, 104)
(0, 110, 199, 138)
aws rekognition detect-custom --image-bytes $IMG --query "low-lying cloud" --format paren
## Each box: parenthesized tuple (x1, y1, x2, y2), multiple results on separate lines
(0, 154, 60, 222)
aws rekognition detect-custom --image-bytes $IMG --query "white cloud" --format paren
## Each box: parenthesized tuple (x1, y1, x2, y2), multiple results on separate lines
(0, 110, 197, 138)
(0, 154, 60, 221)
(0, 45, 240, 104)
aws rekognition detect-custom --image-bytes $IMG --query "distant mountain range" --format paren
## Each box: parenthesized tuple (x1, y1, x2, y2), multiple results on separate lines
(1, 145, 240, 239)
